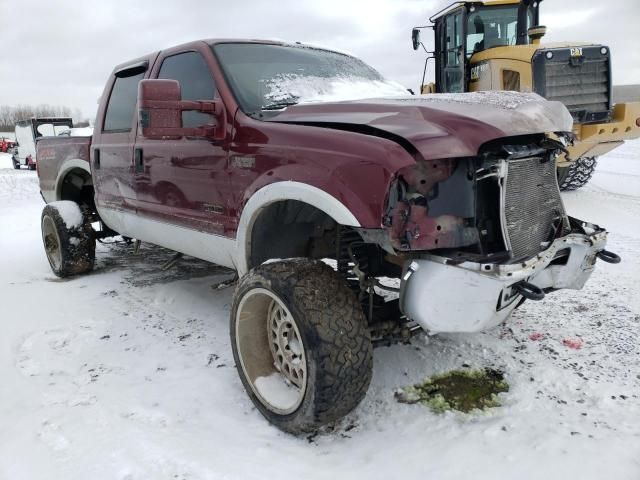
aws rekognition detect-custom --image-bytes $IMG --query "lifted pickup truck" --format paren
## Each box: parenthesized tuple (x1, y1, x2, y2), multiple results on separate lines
(37, 39, 619, 434)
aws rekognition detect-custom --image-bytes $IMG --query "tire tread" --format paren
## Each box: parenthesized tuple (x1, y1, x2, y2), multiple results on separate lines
(231, 259, 373, 433)
(558, 156, 597, 191)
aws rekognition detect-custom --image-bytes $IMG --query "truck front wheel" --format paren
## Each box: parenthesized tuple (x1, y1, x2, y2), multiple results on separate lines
(41, 201, 95, 277)
(230, 259, 373, 434)
(558, 156, 598, 191)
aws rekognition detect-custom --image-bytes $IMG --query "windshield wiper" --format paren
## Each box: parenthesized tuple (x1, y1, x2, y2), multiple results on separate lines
(261, 101, 299, 111)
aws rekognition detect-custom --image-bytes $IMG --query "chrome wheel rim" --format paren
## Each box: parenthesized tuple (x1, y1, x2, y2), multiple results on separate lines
(267, 299, 306, 390)
(42, 215, 62, 271)
(235, 288, 307, 415)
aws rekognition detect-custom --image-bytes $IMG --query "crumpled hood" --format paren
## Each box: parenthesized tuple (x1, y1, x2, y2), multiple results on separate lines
(267, 91, 574, 160)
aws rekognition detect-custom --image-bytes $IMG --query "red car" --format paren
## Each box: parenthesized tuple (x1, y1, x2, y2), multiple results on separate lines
(35, 39, 619, 434)
(1, 137, 15, 153)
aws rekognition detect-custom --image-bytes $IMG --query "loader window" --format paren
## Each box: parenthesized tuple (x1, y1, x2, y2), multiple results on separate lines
(446, 14, 463, 66)
(442, 11, 464, 92)
(466, 5, 531, 58)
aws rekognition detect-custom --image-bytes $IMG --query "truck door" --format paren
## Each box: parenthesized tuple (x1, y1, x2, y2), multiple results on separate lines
(438, 11, 465, 93)
(133, 46, 231, 236)
(92, 62, 149, 218)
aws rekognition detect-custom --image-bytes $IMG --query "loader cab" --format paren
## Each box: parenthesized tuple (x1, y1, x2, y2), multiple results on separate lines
(431, 0, 540, 93)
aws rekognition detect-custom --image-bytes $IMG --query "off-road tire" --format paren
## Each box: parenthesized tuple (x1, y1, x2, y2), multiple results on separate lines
(557, 156, 598, 191)
(230, 259, 373, 434)
(41, 201, 95, 277)
(28, 164, 36, 171)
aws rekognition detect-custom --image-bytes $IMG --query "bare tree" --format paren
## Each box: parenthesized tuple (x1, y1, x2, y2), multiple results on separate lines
(0, 104, 83, 131)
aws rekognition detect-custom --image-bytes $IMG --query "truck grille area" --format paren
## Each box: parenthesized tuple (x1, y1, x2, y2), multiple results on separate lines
(533, 48, 611, 124)
(503, 157, 567, 261)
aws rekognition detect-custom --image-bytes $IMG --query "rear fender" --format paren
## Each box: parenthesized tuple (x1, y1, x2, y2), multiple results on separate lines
(51, 159, 91, 203)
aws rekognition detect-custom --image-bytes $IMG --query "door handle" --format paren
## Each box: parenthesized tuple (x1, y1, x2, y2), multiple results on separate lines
(94, 148, 100, 170)
(134, 148, 144, 173)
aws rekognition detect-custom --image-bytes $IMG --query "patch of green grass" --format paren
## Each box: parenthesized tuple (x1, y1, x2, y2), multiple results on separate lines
(396, 368, 509, 413)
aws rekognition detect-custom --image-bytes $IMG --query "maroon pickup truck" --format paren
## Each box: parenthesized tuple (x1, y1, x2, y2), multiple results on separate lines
(37, 39, 619, 434)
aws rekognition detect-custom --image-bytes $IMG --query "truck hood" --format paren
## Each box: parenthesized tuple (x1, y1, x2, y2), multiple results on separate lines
(266, 91, 573, 160)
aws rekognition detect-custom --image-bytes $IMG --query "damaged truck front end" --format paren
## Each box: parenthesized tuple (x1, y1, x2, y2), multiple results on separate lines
(384, 133, 619, 333)
(269, 92, 619, 337)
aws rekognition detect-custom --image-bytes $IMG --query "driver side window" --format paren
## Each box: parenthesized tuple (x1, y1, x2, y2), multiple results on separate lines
(158, 51, 216, 128)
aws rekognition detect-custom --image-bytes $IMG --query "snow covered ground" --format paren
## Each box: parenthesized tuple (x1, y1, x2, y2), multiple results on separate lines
(0, 144, 638, 480)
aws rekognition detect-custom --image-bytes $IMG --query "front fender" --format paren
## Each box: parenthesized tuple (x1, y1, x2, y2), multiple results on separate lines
(235, 180, 364, 276)
(239, 160, 399, 228)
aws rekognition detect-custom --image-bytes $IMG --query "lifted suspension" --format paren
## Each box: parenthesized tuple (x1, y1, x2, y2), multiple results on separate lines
(336, 226, 422, 347)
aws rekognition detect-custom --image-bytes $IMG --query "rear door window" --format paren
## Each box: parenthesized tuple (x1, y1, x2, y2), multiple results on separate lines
(158, 51, 216, 128)
(103, 71, 145, 132)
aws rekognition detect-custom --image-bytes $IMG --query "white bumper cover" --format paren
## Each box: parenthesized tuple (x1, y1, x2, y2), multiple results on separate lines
(399, 221, 608, 333)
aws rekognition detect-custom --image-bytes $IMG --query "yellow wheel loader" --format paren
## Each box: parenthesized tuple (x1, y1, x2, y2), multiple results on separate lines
(411, 0, 640, 190)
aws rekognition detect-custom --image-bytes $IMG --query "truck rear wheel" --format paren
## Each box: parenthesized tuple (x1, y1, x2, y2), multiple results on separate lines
(558, 156, 598, 191)
(230, 259, 373, 434)
(41, 201, 95, 278)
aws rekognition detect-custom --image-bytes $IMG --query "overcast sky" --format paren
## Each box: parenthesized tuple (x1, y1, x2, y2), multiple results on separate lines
(0, 0, 638, 119)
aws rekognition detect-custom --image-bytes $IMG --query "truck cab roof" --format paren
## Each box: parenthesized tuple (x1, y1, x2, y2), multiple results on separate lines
(111, 39, 351, 78)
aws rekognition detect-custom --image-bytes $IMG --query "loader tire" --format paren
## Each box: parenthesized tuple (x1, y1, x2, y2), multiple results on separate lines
(41, 201, 95, 278)
(557, 156, 598, 191)
(231, 259, 373, 434)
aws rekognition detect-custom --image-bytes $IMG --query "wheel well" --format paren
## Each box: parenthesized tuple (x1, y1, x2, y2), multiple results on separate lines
(154, 181, 185, 198)
(247, 200, 407, 335)
(59, 168, 95, 213)
(154, 180, 177, 194)
(248, 200, 338, 270)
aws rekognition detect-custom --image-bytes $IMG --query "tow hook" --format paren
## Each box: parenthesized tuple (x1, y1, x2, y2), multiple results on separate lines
(596, 249, 621, 264)
(513, 281, 545, 301)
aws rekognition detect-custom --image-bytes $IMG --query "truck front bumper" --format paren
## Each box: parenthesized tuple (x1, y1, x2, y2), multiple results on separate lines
(399, 218, 611, 333)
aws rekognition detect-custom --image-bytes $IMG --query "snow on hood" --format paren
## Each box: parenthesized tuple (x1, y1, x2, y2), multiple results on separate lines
(268, 91, 575, 160)
(408, 91, 550, 110)
(384, 91, 575, 133)
(263, 74, 409, 105)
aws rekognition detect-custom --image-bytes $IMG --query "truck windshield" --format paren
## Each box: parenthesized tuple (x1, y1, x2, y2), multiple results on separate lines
(466, 5, 532, 57)
(213, 43, 408, 116)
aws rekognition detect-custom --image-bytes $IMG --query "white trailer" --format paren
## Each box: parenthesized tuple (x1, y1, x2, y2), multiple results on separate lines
(12, 117, 73, 170)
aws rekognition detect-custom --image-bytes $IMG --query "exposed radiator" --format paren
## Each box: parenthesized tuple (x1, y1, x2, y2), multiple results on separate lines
(502, 157, 567, 261)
